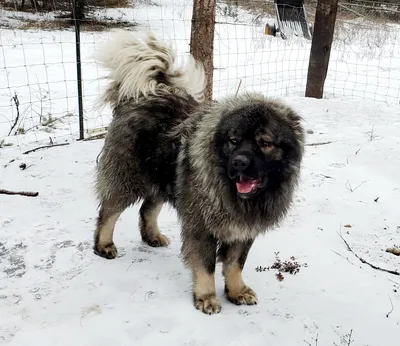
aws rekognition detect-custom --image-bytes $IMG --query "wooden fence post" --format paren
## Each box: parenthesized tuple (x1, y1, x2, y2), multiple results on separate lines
(305, 0, 339, 99)
(190, 0, 216, 102)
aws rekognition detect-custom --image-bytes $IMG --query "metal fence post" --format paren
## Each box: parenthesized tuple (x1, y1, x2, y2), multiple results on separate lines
(72, 0, 85, 140)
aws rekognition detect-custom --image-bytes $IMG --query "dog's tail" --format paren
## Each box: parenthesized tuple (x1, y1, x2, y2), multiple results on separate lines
(94, 29, 206, 108)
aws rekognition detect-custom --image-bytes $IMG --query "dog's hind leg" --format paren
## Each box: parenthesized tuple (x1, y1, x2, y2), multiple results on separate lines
(139, 197, 170, 247)
(94, 202, 126, 259)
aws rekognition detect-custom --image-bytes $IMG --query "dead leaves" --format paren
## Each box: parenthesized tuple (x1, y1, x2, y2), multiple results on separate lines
(386, 247, 400, 256)
(255, 252, 308, 282)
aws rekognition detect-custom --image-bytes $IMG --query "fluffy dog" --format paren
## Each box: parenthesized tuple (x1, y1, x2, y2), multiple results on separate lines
(93, 29, 305, 314)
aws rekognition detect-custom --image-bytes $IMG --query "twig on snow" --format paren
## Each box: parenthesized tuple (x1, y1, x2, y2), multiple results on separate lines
(345, 180, 368, 193)
(235, 79, 243, 96)
(126, 261, 134, 272)
(305, 141, 332, 147)
(303, 333, 319, 346)
(318, 173, 333, 179)
(331, 250, 354, 266)
(22, 143, 69, 155)
(338, 230, 399, 276)
(0, 189, 39, 197)
(8, 92, 21, 136)
(366, 124, 380, 141)
(346, 329, 354, 345)
(386, 295, 394, 318)
(333, 329, 354, 346)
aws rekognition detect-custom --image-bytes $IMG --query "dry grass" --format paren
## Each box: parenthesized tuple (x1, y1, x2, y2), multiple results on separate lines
(15, 17, 137, 31)
(220, 0, 275, 17)
(1, 0, 132, 12)
(0, 0, 138, 31)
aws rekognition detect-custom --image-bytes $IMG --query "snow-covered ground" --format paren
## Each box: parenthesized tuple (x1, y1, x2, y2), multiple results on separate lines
(1, 96, 399, 345)
(1, 0, 400, 345)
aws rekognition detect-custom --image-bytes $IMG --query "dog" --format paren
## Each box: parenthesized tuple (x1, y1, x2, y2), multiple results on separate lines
(93, 29, 305, 314)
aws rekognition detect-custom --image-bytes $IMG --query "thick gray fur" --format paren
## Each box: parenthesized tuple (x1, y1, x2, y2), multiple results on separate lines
(93, 29, 305, 314)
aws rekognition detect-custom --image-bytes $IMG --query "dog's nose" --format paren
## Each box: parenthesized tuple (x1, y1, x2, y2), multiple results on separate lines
(232, 155, 250, 171)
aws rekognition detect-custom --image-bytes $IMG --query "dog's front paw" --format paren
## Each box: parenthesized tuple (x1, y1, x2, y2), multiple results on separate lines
(194, 294, 222, 315)
(94, 242, 118, 259)
(226, 286, 258, 306)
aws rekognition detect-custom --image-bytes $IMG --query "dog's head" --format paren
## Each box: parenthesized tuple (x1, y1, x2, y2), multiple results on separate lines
(214, 100, 304, 199)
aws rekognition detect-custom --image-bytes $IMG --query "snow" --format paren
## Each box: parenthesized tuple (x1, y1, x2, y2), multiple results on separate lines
(1, 96, 399, 345)
(1, 0, 400, 345)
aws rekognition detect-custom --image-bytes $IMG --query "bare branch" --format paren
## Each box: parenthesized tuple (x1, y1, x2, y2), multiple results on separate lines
(366, 124, 381, 141)
(318, 173, 333, 179)
(338, 231, 399, 276)
(346, 329, 354, 345)
(305, 141, 333, 147)
(304, 333, 319, 346)
(0, 189, 39, 197)
(331, 250, 354, 266)
(345, 180, 368, 193)
(313, 334, 319, 346)
(22, 143, 69, 155)
(8, 92, 20, 136)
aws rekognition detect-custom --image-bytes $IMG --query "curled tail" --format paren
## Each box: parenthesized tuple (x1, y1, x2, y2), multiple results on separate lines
(94, 29, 206, 108)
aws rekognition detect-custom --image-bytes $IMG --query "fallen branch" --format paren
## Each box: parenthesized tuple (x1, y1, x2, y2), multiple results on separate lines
(23, 143, 69, 155)
(305, 141, 333, 147)
(0, 189, 39, 197)
(318, 173, 333, 179)
(339, 231, 399, 276)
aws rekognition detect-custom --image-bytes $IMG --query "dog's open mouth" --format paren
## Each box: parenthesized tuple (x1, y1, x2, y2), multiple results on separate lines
(236, 175, 265, 195)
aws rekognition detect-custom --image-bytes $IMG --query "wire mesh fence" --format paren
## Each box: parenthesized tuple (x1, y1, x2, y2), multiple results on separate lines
(0, 0, 399, 150)
(326, 1, 400, 103)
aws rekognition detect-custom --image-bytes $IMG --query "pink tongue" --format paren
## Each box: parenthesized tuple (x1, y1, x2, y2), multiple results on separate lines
(236, 179, 258, 194)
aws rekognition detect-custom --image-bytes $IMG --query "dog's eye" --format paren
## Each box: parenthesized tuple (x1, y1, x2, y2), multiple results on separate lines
(229, 138, 238, 145)
(260, 140, 274, 148)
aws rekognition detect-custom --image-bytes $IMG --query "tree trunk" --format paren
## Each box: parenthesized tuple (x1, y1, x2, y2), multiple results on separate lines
(190, 0, 216, 102)
(305, 0, 339, 99)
